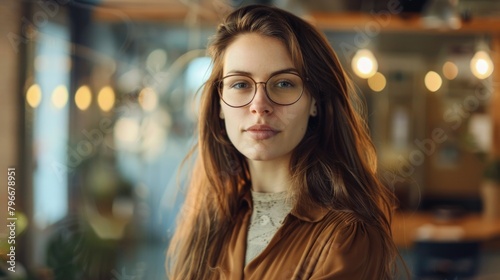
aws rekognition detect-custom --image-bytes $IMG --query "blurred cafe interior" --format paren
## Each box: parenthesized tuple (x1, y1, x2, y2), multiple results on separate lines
(1, 0, 500, 279)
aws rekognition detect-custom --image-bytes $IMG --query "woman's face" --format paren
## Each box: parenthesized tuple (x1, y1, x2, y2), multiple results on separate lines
(220, 33, 316, 163)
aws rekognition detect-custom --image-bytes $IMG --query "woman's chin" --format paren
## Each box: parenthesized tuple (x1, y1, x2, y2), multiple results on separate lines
(241, 150, 292, 164)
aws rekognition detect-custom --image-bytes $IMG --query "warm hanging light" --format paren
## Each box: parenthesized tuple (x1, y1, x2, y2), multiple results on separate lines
(138, 87, 158, 112)
(97, 86, 115, 112)
(470, 50, 494, 79)
(51, 85, 69, 109)
(75, 85, 92, 111)
(351, 49, 378, 79)
(442, 61, 459, 80)
(367, 72, 386, 92)
(424, 71, 442, 92)
(26, 84, 42, 108)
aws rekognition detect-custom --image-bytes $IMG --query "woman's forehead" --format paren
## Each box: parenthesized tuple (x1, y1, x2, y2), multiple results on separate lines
(221, 33, 296, 77)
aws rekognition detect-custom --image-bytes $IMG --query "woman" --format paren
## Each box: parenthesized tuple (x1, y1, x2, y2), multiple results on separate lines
(167, 4, 399, 279)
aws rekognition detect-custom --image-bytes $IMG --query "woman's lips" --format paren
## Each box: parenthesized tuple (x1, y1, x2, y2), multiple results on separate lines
(245, 124, 279, 140)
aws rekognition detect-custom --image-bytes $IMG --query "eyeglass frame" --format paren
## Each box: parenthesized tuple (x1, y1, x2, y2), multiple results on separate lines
(216, 72, 308, 108)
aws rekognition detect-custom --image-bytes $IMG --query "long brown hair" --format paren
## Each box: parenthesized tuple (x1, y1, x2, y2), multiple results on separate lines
(167, 4, 399, 279)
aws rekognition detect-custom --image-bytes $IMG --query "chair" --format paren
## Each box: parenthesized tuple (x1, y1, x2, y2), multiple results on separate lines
(412, 240, 481, 280)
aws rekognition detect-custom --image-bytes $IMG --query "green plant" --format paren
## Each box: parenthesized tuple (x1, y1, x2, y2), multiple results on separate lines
(484, 158, 500, 184)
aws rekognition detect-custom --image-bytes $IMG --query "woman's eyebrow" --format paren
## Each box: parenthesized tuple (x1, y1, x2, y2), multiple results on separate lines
(225, 68, 299, 76)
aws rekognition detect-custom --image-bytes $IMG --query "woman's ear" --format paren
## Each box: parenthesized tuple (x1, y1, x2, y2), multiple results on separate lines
(309, 98, 317, 117)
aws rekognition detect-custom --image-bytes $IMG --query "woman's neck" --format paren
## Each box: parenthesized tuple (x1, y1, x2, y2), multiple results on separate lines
(247, 158, 291, 193)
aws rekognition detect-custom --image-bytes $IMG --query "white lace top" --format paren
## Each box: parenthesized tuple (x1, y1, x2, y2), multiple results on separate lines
(245, 190, 293, 265)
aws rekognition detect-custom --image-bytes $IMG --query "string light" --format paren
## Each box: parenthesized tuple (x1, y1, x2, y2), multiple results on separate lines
(352, 49, 378, 79)
(138, 87, 158, 112)
(75, 85, 92, 111)
(97, 86, 115, 112)
(26, 84, 42, 108)
(442, 61, 459, 80)
(470, 50, 494, 79)
(52, 85, 69, 109)
(367, 72, 386, 92)
(424, 71, 442, 92)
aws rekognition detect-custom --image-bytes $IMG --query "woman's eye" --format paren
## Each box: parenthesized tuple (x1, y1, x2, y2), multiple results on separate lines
(276, 81, 293, 88)
(232, 82, 249, 89)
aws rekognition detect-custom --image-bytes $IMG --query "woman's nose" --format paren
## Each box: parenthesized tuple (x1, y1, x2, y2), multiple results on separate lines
(249, 83, 273, 115)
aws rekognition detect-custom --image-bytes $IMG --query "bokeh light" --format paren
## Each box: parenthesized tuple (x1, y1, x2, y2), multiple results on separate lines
(97, 86, 115, 112)
(75, 85, 92, 111)
(26, 84, 42, 108)
(442, 61, 459, 80)
(470, 51, 494, 79)
(352, 49, 378, 79)
(51, 85, 69, 109)
(138, 87, 158, 112)
(367, 72, 387, 92)
(424, 71, 442, 92)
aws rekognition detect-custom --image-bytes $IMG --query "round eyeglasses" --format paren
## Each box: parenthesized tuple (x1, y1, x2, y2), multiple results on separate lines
(217, 72, 305, 108)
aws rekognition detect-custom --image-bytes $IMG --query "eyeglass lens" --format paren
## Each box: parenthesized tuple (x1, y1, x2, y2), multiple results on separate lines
(219, 73, 303, 107)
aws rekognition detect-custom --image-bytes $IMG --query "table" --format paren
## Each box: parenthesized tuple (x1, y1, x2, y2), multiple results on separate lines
(392, 211, 500, 248)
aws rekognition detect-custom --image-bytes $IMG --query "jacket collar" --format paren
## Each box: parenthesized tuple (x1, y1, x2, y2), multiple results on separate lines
(241, 190, 329, 223)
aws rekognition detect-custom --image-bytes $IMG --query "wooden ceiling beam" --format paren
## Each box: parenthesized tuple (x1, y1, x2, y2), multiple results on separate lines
(92, 1, 227, 23)
(92, 3, 500, 35)
(309, 12, 500, 34)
